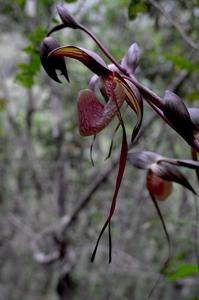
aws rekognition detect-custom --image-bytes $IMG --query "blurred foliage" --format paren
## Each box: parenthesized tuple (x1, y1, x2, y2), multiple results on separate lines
(16, 26, 46, 88)
(165, 263, 199, 282)
(128, 0, 147, 20)
(0, 0, 199, 300)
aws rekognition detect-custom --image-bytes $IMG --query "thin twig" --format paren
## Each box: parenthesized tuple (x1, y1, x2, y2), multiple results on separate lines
(148, 0, 199, 50)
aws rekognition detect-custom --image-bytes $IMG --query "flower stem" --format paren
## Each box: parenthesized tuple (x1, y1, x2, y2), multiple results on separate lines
(128, 75, 164, 110)
(80, 25, 128, 75)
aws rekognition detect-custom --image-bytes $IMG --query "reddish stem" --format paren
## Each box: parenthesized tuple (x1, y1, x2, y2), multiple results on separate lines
(80, 25, 128, 75)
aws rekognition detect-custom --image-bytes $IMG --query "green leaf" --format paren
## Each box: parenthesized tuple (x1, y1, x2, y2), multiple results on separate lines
(186, 91, 199, 102)
(15, 0, 26, 5)
(0, 98, 7, 111)
(23, 44, 35, 55)
(164, 54, 195, 73)
(28, 26, 46, 44)
(165, 264, 199, 282)
(16, 53, 40, 88)
(16, 72, 34, 88)
(119, 0, 129, 6)
(128, 0, 146, 20)
(16, 25, 46, 88)
(64, 0, 77, 2)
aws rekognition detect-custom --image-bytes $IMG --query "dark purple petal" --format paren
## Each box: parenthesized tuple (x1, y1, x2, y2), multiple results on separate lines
(40, 37, 69, 83)
(163, 90, 195, 144)
(91, 119, 128, 262)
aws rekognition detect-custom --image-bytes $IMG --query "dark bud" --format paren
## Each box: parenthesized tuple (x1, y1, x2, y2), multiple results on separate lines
(163, 90, 194, 144)
(56, 4, 80, 29)
(188, 108, 199, 132)
(121, 43, 140, 74)
(40, 37, 69, 83)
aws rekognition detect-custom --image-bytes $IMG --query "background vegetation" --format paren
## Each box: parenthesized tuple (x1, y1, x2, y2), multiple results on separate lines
(0, 0, 199, 299)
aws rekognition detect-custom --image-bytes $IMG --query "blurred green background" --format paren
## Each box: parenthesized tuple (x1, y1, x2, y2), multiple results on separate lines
(0, 0, 199, 299)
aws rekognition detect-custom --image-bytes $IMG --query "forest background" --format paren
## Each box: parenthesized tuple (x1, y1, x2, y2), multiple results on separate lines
(0, 0, 199, 299)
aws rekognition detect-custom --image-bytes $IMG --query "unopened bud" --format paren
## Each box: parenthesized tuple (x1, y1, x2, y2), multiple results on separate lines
(121, 43, 141, 74)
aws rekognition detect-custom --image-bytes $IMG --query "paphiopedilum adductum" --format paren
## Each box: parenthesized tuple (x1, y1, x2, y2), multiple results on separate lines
(40, 4, 199, 263)
(128, 150, 199, 272)
(40, 6, 143, 262)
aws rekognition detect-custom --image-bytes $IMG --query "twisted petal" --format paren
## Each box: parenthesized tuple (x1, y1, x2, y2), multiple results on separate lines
(119, 77, 143, 142)
(49, 46, 109, 76)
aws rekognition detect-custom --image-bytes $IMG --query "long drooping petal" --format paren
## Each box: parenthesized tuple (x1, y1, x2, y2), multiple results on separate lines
(49, 46, 109, 76)
(91, 121, 128, 262)
(85, 74, 129, 262)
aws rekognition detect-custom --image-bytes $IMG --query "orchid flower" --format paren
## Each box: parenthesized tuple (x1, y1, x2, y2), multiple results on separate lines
(128, 151, 199, 273)
(40, 4, 199, 263)
(40, 6, 144, 263)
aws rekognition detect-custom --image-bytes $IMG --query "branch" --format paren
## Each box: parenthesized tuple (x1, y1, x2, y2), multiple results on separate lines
(31, 161, 116, 263)
(148, 0, 199, 50)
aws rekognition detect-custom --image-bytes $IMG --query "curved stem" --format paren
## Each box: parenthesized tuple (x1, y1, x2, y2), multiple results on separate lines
(147, 188, 172, 298)
(145, 98, 167, 122)
(129, 75, 164, 110)
(80, 25, 128, 75)
(80, 25, 165, 112)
